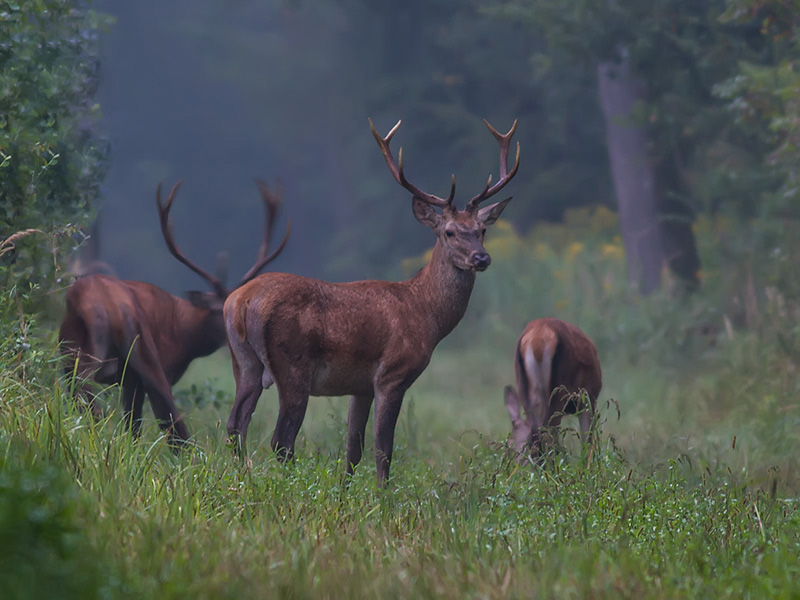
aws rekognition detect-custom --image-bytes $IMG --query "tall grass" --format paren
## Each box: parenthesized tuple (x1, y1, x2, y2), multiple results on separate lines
(2, 212, 800, 598)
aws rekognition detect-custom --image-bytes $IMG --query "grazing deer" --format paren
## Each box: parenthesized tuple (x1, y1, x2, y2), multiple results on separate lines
(59, 180, 289, 445)
(504, 318, 602, 458)
(225, 118, 520, 483)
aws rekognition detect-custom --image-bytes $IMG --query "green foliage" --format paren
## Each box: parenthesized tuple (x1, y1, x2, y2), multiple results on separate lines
(716, 0, 800, 213)
(174, 378, 231, 411)
(0, 439, 126, 600)
(0, 0, 111, 285)
(451, 205, 800, 368)
(482, 0, 772, 220)
(0, 274, 126, 599)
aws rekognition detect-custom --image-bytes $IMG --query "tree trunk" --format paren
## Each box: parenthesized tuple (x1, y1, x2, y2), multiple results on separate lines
(657, 153, 700, 291)
(597, 53, 664, 294)
(597, 52, 701, 294)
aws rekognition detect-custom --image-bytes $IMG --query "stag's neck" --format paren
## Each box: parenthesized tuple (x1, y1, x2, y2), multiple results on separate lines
(167, 305, 226, 381)
(411, 242, 476, 341)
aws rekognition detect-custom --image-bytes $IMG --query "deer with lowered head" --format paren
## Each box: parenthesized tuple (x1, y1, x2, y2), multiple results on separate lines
(224, 118, 520, 484)
(504, 318, 602, 458)
(59, 180, 289, 445)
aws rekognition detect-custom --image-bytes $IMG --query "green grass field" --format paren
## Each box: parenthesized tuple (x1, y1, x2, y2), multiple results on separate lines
(3, 213, 800, 599)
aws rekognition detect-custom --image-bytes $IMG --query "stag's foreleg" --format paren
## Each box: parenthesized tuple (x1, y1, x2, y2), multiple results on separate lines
(126, 333, 190, 446)
(346, 394, 374, 476)
(121, 381, 146, 438)
(373, 387, 406, 485)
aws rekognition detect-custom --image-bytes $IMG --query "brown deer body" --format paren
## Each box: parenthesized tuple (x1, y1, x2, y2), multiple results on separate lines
(59, 180, 288, 444)
(225, 118, 520, 483)
(504, 318, 602, 457)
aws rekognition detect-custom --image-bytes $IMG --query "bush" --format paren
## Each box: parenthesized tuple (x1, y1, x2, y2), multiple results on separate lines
(0, 1, 111, 288)
(0, 438, 128, 600)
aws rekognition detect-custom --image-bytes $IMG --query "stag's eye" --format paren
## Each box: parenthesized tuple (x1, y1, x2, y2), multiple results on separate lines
(445, 229, 455, 238)
(481, 228, 487, 237)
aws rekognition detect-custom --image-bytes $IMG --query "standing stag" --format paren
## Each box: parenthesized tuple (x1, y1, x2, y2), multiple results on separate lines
(225, 118, 520, 483)
(59, 180, 289, 445)
(504, 318, 602, 458)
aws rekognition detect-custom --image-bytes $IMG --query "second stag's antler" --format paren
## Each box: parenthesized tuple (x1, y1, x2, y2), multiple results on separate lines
(236, 179, 291, 287)
(369, 118, 520, 211)
(156, 180, 290, 295)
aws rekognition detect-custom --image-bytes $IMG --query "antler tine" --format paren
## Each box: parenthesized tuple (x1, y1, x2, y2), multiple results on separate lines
(236, 179, 291, 287)
(369, 118, 454, 209)
(156, 180, 227, 297)
(254, 177, 280, 247)
(466, 119, 521, 212)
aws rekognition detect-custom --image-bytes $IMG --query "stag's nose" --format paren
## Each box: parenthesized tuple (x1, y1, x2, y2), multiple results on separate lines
(471, 251, 491, 271)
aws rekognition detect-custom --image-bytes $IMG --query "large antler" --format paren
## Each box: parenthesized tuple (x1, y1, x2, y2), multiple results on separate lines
(465, 119, 520, 213)
(157, 180, 228, 298)
(235, 179, 291, 287)
(369, 118, 456, 209)
(156, 180, 290, 297)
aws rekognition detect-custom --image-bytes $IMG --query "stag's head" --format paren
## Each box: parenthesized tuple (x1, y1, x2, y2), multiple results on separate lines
(370, 118, 520, 272)
(156, 179, 290, 314)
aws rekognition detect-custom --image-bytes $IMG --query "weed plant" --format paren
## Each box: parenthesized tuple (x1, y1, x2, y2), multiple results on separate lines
(2, 212, 800, 599)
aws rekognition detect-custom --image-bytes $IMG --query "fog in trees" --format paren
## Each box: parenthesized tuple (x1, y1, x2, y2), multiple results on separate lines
(91, 0, 773, 296)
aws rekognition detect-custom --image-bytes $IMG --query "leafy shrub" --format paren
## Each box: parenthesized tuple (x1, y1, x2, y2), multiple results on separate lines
(0, 438, 127, 600)
(0, 1, 111, 289)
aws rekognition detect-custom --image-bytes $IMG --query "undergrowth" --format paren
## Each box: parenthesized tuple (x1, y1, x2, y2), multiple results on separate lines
(2, 211, 800, 598)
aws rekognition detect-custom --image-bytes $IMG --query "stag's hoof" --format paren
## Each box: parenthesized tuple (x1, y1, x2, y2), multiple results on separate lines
(227, 434, 245, 457)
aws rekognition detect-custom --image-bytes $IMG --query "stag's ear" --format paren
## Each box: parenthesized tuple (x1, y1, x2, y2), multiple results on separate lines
(477, 197, 512, 226)
(412, 197, 442, 230)
(504, 385, 522, 424)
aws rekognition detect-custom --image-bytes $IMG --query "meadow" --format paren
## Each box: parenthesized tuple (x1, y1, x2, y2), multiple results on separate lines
(2, 209, 800, 599)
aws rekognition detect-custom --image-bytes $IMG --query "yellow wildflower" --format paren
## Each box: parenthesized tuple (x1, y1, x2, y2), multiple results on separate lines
(565, 241, 584, 262)
(593, 205, 618, 230)
(600, 243, 624, 260)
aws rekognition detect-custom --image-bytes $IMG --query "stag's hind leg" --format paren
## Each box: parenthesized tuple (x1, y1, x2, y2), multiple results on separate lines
(226, 340, 264, 454)
(269, 377, 310, 463)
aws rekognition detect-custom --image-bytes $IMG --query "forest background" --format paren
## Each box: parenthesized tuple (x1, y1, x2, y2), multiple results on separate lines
(2, 1, 800, 598)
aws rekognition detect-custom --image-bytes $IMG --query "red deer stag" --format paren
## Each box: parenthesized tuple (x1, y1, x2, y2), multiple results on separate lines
(504, 318, 602, 458)
(59, 180, 289, 445)
(225, 118, 520, 483)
